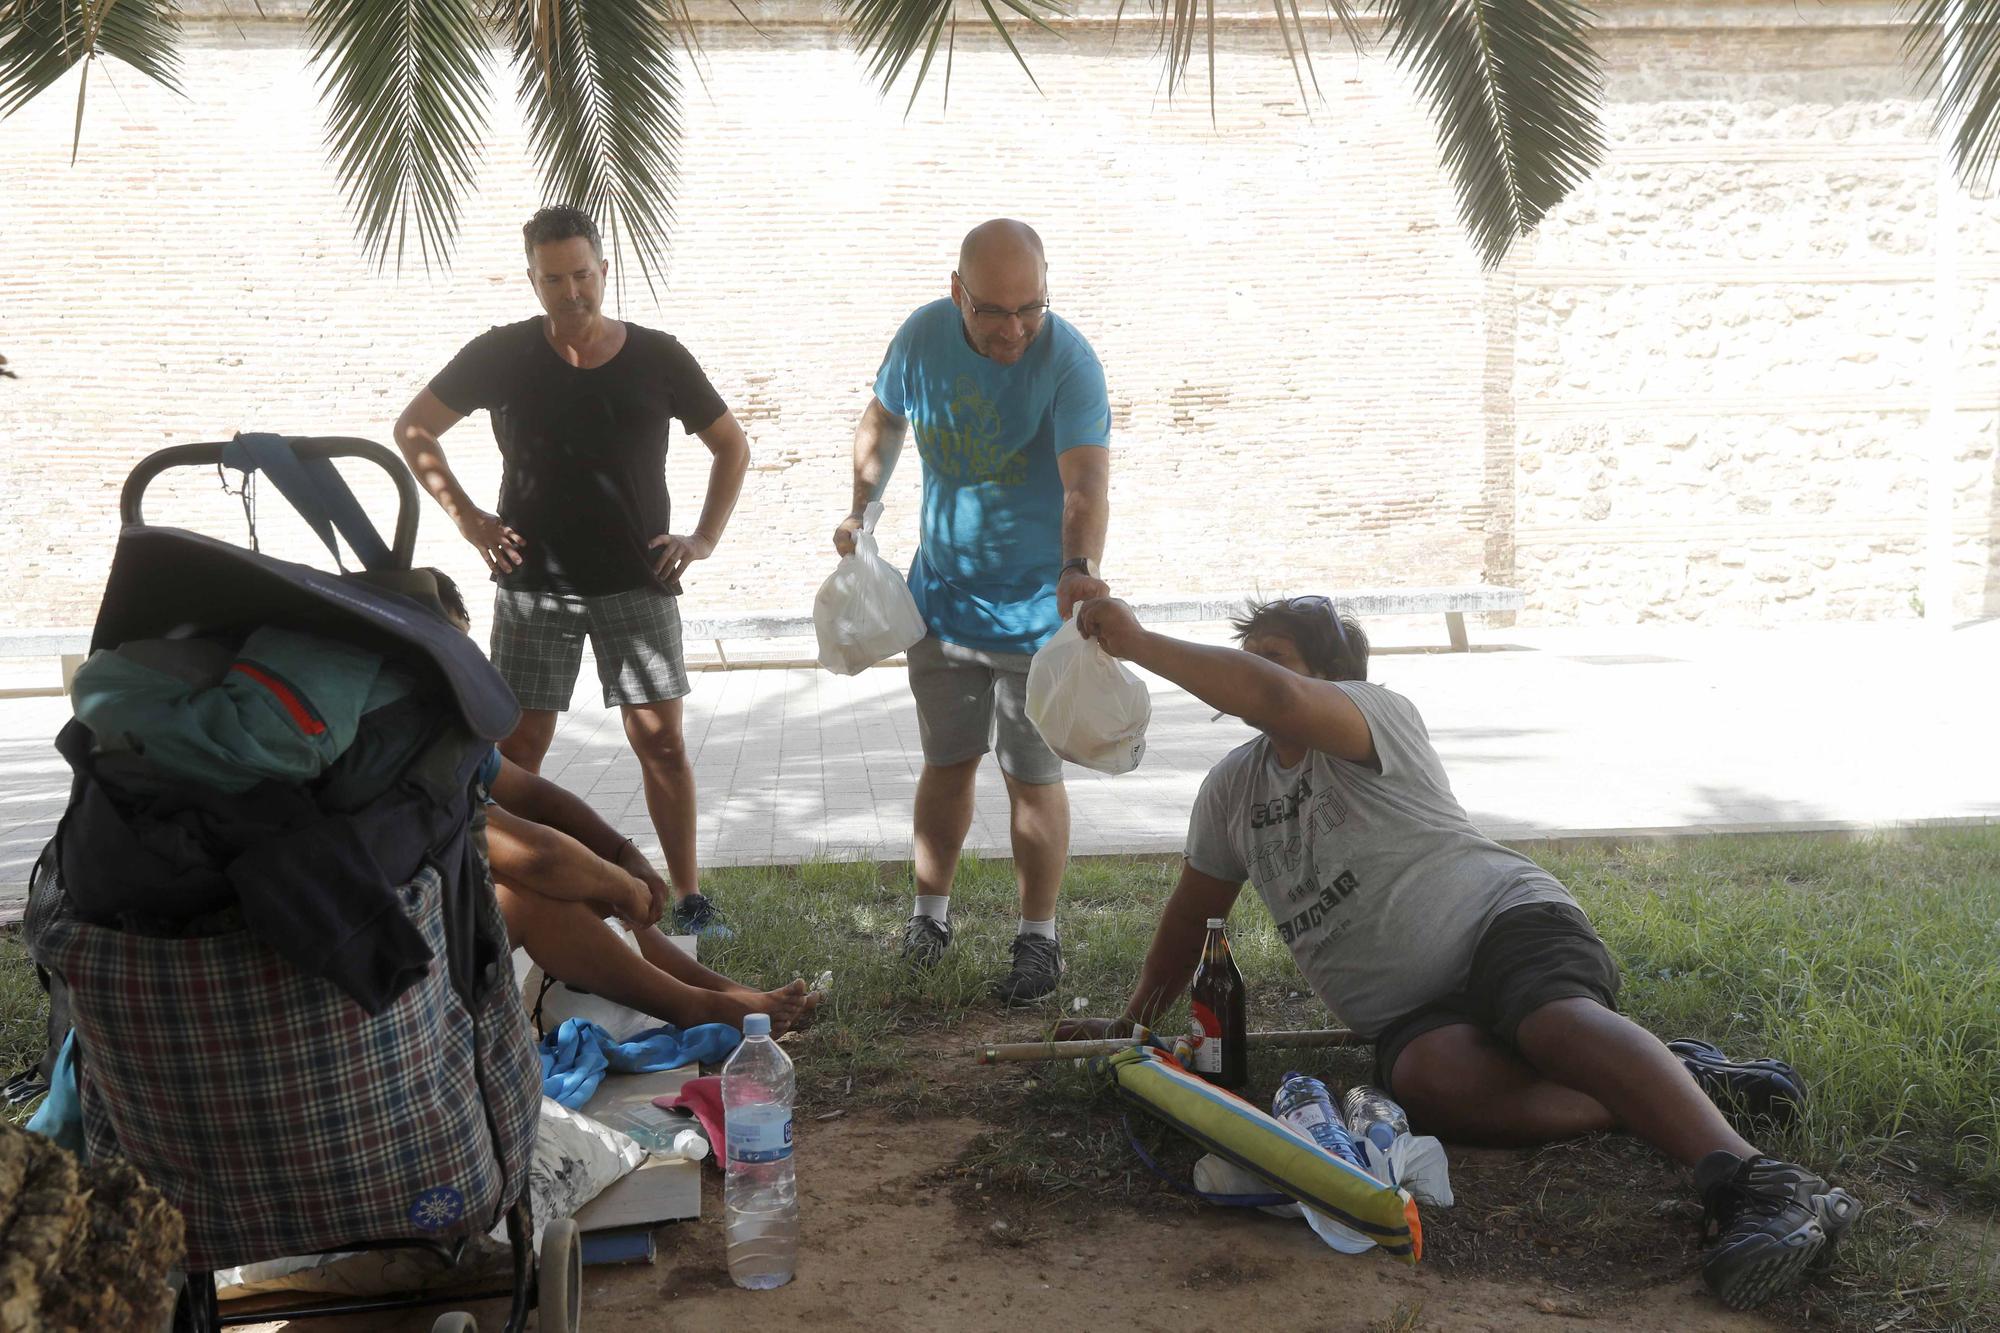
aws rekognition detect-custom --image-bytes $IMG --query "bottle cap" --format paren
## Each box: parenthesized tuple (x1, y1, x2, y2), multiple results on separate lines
(743, 1013, 771, 1037)
(1206, 917, 1226, 929)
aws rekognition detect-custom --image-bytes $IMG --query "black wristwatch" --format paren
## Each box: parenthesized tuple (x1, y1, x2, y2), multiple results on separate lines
(1061, 556, 1100, 580)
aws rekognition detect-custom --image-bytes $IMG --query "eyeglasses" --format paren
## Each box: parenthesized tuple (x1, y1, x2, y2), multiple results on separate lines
(954, 273, 1050, 325)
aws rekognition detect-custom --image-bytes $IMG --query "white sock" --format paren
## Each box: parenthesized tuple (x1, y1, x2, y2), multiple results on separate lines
(914, 895, 951, 924)
(1017, 917, 1057, 940)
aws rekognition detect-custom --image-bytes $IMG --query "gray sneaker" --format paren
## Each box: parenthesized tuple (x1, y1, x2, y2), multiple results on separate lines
(900, 913, 953, 967)
(1696, 1151, 1860, 1310)
(994, 934, 1064, 1006)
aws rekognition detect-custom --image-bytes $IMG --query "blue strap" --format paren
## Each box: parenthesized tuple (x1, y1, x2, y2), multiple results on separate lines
(221, 433, 395, 571)
(1121, 1112, 1293, 1208)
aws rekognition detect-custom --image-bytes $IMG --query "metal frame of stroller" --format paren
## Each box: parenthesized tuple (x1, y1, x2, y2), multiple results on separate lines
(32, 437, 580, 1333)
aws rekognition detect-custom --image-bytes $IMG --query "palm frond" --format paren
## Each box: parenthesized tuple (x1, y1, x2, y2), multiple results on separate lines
(1142, 0, 1366, 119)
(1904, 0, 2000, 189)
(308, 0, 493, 274)
(0, 0, 183, 160)
(1378, 0, 1604, 268)
(502, 0, 685, 298)
(844, 0, 1061, 112)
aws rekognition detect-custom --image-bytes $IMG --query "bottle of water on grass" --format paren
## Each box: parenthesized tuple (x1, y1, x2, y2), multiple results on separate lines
(1273, 1071, 1375, 1255)
(723, 1013, 797, 1289)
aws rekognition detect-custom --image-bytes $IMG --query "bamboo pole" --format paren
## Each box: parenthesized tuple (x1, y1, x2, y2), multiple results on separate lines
(974, 1027, 1362, 1064)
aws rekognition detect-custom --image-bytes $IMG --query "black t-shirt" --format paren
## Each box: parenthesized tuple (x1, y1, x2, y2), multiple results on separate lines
(429, 318, 727, 596)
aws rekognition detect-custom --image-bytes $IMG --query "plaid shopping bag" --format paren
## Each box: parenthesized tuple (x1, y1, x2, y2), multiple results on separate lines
(39, 864, 539, 1271)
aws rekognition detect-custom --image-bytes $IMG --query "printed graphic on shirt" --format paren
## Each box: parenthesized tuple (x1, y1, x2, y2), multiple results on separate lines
(914, 376, 1028, 486)
(1274, 867, 1361, 946)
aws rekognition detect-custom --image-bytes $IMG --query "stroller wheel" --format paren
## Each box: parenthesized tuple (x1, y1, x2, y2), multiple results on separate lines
(430, 1314, 478, 1332)
(538, 1217, 582, 1333)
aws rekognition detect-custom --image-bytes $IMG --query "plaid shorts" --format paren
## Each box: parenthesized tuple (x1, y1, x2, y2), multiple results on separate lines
(491, 586, 690, 711)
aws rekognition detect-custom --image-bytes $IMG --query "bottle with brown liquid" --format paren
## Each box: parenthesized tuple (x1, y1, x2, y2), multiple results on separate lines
(1188, 916, 1248, 1090)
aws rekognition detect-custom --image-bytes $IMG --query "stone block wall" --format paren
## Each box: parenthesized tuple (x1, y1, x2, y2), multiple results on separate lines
(1514, 9, 2000, 621)
(0, 1, 1993, 630)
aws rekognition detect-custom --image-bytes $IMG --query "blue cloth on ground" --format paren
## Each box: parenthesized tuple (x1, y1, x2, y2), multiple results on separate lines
(538, 1017, 741, 1109)
(26, 1031, 84, 1156)
(872, 299, 1110, 655)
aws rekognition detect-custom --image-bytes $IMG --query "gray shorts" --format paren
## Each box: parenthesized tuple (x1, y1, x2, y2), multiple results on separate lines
(905, 635, 1064, 785)
(490, 586, 690, 712)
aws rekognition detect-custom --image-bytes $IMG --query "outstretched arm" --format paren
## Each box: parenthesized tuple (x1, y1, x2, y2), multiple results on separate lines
(1074, 598, 1377, 767)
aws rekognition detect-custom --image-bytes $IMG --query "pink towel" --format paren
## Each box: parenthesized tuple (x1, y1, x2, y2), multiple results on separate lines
(657, 1076, 725, 1164)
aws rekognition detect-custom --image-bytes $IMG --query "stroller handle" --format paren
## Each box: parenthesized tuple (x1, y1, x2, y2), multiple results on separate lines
(120, 436, 421, 570)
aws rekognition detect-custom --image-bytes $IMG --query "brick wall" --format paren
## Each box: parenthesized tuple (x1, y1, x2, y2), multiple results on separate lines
(1, 1, 1994, 630)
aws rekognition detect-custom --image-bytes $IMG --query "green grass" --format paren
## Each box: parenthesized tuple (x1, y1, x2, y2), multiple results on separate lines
(4, 828, 1996, 1327)
(1, 934, 49, 1126)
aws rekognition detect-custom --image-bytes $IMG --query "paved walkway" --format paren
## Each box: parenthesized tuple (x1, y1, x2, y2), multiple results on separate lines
(4, 619, 1996, 921)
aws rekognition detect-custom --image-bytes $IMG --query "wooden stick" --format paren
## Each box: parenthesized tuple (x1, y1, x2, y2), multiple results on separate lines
(975, 1027, 1363, 1064)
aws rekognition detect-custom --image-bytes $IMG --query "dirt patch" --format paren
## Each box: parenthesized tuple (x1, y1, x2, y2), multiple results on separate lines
(238, 1032, 1800, 1320)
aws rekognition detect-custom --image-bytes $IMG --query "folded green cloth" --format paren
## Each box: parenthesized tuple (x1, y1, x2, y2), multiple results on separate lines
(73, 627, 409, 793)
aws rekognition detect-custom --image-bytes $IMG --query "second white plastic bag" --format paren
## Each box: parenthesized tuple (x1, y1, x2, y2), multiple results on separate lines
(813, 501, 927, 676)
(1024, 619, 1150, 774)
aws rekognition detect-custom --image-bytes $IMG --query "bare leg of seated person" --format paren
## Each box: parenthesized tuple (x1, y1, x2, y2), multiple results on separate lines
(500, 884, 819, 1034)
(1513, 996, 1756, 1166)
(1392, 1000, 1758, 1166)
(1390, 1021, 1617, 1148)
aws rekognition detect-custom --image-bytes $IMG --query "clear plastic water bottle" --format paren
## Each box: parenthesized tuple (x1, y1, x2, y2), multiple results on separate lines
(1273, 1071, 1375, 1254)
(1341, 1084, 1411, 1157)
(1273, 1071, 1367, 1168)
(722, 1013, 797, 1289)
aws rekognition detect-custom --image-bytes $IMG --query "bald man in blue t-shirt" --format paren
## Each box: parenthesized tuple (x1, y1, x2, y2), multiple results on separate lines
(834, 220, 1112, 1006)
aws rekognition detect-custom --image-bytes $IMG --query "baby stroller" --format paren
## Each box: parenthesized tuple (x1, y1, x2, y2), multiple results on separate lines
(22, 436, 578, 1333)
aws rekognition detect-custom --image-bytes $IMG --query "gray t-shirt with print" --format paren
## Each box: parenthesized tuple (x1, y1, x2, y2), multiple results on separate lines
(1183, 680, 1576, 1038)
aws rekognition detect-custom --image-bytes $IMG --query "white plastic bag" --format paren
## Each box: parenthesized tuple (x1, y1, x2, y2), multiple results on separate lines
(1360, 1134, 1455, 1207)
(814, 501, 927, 675)
(1023, 619, 1150, 775)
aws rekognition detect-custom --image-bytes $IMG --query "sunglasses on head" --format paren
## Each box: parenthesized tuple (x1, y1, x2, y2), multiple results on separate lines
(1288, 594, 1351, 655)
(1211, 595, 1351, 721)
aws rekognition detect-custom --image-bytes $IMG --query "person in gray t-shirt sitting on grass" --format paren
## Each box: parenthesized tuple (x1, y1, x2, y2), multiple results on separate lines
(1058, 595, 1857, 1314)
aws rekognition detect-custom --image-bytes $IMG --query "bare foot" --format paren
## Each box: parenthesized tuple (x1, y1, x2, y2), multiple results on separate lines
(703, 980, 822, 1035)
(757, 979, 822, 1036)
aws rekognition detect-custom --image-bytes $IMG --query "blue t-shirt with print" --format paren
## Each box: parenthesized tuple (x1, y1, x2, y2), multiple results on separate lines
(873, 299, 1110, 655)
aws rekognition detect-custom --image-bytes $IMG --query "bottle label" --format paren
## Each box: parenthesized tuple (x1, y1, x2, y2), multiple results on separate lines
(1287, 1100, 1336, 1137)
(726, 1104, 794, 1164)
(1188, 1001, 1223, 1074)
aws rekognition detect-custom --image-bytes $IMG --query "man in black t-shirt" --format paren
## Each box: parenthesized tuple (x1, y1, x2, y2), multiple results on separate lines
(393, 205, 748, 938)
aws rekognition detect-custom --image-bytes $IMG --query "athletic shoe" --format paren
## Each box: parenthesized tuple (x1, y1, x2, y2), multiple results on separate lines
(994, 934, 1064, 1006)
(1668, 1038, 1807, 1125)
(671, 893, 733, 940)
(1695, 1151, 1860, 1310)
(899, 913, 953, 967)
